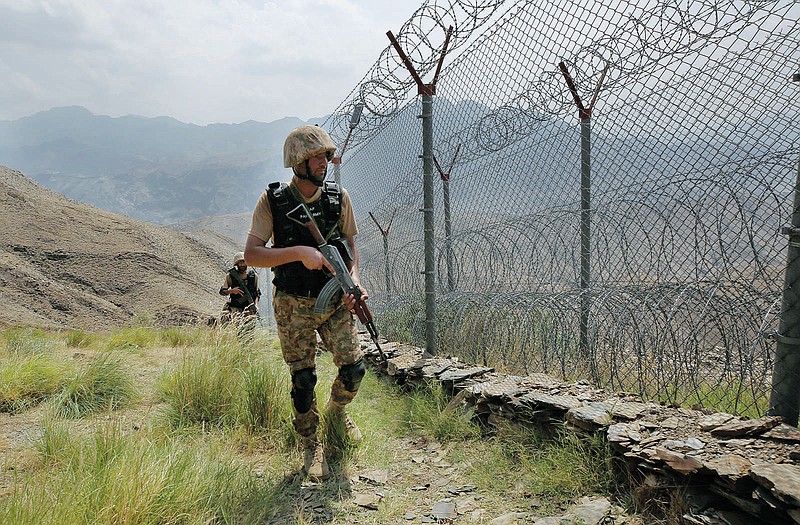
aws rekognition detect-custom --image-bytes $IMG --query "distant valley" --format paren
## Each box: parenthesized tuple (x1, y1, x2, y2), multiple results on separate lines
(0, 106, 322, 225)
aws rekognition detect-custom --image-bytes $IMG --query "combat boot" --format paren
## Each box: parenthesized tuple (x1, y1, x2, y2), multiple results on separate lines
(326, 401, 362, 442)
(301, 435, 329, 481)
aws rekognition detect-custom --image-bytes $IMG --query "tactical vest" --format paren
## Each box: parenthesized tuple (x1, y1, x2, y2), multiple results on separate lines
(267, 181, 342, 297)
(228, 268, 259, 309)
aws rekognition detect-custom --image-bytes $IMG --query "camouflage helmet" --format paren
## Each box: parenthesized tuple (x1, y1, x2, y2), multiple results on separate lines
(233, 252, 245, 265)
(283, 125, 337, 168)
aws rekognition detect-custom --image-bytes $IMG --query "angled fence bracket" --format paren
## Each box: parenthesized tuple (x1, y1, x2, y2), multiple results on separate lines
(559, 61, 609, 377)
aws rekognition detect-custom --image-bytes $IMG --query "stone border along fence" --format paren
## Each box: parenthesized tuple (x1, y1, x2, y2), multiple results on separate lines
(358, 333, 800, 524)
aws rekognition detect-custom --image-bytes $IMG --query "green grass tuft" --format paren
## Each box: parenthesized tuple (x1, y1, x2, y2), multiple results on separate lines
(0, 354, 70, 413)
(459, 423, 617, 515)
(3, 422, 274, 525)
(103, 326, 161, 352)
(157, 336, 245, 429)
(64, 329, 98, 349)
(159, 327, 206, 347)
(2, 328, 52, 356)
(402, 380, 482, 442)
(32, 419, 79, 467)
(238, 354, 293, 436)
(51, 350, 135, 418)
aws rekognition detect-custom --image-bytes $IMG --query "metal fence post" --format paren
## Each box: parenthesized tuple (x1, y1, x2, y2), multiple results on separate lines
(421, 93, 436, 355)
(442, 172, 454, 292)
(387, 26, 453, 358)
(333, 161, 341, 188)
(435, 145, 460, 293)
(559, 62, 608, 372)
(384, 234, 391, 300)
(579, 107, 592, 362)
(331, 103, 364, 188)
(770, 70, 800, 425)
(369, 210, 396, 301)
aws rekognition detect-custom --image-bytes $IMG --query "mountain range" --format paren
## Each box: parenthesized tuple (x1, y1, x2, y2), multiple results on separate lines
(0, 106, 320, 225)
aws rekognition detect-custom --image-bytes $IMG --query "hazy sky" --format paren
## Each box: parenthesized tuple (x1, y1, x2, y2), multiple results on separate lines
(0, 0, 417, 125)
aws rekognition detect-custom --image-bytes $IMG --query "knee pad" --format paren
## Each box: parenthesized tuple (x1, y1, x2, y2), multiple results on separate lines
(291, 367, 317, 413)
(338, 359, 366, 392)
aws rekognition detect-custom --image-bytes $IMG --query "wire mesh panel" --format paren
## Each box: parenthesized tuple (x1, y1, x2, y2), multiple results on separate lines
(323, 0, 800, 417)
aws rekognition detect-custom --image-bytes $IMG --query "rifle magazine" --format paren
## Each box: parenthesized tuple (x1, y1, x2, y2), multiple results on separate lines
(313, 278, 342, 314)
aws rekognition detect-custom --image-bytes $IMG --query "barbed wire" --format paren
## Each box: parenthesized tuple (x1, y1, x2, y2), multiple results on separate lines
(324, 0, 511, 151)
(327, 0, 800, 417)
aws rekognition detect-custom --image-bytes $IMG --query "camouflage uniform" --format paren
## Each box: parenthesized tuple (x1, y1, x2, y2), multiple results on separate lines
(249, 126, 364, 437)
(273, 290, 361, 436)
(219, 253, 260, 336)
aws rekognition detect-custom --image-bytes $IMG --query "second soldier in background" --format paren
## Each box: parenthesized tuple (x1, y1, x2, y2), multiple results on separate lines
(219, 251, 260, 336)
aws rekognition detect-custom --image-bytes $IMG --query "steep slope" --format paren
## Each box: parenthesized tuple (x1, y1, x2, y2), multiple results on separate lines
(171, 211, 252, 244)
(0, 165, 238, 329)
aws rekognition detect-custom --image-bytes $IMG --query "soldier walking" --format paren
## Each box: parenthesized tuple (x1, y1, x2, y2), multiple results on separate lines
(244, 125, 367, 481)
(219, 251, 260, 336)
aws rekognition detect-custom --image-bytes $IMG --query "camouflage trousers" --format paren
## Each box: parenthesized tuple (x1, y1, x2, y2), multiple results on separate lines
(273, 290, 362, 437)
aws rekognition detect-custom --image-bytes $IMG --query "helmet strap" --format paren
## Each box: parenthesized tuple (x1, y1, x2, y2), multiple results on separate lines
(294, 160, 324, 187)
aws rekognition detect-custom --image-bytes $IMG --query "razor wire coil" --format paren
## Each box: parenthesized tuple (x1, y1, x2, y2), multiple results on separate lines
(322, 0, 800, 417)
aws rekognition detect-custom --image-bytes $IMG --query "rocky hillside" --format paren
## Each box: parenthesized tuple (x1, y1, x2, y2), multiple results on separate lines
(171, 211, 252, 245)
(0, 165, 241, 329)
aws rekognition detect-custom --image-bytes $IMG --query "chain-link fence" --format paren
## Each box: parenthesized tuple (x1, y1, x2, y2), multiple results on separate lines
(322, 0, 800, 418)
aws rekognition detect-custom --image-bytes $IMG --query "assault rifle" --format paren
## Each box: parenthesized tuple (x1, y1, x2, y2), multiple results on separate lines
(286, 203, 387, 362)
